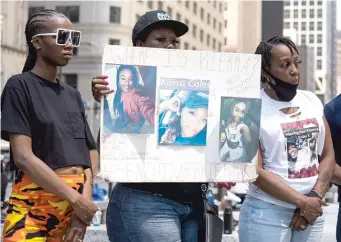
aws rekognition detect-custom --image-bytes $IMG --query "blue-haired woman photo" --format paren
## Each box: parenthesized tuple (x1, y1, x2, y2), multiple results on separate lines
(103, 65, 155, 134)
(158, 90, 209, 146)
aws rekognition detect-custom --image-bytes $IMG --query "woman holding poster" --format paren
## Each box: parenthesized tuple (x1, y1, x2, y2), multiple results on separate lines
(238, 36, 335, 242)
(91, 9, 235, 242)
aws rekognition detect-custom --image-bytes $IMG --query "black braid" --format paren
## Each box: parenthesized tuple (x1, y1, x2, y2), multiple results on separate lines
(255, 36, 298, 83)
(22, 9, 66, 73)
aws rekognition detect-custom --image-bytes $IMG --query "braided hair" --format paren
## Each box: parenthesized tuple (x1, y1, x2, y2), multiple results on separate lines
(255, 36, 298, 83)
(22, 9, 66, 73)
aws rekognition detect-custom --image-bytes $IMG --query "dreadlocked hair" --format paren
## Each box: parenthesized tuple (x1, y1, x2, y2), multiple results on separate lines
(255, 36, 298, 83)
(22, 9, 66, 73)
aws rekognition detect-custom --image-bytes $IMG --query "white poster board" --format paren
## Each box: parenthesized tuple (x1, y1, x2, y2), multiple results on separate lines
(98, 45, 262, 183)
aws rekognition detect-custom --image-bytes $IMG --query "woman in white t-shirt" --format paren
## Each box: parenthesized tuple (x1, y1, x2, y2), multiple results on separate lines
(238, 36, 335, 242)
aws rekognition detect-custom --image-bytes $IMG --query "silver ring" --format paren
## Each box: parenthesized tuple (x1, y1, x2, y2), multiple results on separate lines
(78, 239, 83, 242)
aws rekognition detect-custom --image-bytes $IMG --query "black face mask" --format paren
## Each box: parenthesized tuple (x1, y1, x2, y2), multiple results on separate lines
(264, 70, 298, 102)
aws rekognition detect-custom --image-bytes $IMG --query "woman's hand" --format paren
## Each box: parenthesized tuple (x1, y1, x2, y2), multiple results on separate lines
(217, 181, 236, 190)
(91, 75, 113, 102)
(298, 196, 327, 224)
(64, 215, 87, 242)
(70, 194, 99, 225)
(290, 208, 309, 231)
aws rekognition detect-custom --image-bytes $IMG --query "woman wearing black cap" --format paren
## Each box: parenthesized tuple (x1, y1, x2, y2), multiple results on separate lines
(91, 10, 234, 242)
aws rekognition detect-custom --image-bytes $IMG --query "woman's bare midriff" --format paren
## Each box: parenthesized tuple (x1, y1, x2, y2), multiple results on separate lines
(54, 166, 84, 175)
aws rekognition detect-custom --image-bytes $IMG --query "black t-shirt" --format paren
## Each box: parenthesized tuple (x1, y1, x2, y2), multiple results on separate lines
(1, 71, 96, 170)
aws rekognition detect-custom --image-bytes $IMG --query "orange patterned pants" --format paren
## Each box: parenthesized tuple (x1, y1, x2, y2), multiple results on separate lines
(2, 171, 84, 242)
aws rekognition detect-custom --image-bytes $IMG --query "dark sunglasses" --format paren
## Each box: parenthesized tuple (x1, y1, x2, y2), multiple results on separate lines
(32, 28, 81, 47)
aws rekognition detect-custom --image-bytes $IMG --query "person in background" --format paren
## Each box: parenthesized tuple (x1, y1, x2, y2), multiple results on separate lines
(238, 36, 335, 242)
(91, 10, 234, 242)
(1, 9, 98, 242)
(324, 94, 341, 242)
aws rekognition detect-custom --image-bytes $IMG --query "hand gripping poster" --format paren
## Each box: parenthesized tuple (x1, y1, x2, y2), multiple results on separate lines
(98, 45, 262, 183)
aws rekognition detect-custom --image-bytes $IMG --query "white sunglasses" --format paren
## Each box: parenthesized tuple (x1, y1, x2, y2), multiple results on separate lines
(32, 28, 82, 47)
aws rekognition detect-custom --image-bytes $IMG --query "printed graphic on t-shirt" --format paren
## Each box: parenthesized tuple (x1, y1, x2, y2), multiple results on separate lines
(280, 118, 319, 179)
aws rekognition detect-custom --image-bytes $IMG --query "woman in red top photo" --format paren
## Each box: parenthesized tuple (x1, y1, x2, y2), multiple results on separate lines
(103, 65, 155, 134)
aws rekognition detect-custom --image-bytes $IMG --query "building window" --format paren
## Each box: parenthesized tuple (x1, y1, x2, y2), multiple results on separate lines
(317, 0, 322, 5)
(28, 6, 44, 18)
(284, 22, 290, 29)
(176, 13, 181, 21)
(224, 37, 227, 45)
(317, 47, 322, 56)
(317, 34, 322, 43)
(109, 6, 121, 23)
(109, 38, 120, 45)
(200, 8, 204, 20)
(309, 34, 314, 44)
(185, 18, 189, 27)
(192, 47, 196, 50)
(294, 1, 298, 6)
(158, 1, 163, 10)
(317, 9, 322, 18)
(309, 9, 314, 18)
(185, 1, 189, 8)
(301, 9, 306, 18)
(218, 42, 221, 51)
(293, 22, 298, 30)
(317, 21, 322, 31)
(225, 20, 227, 28)
(294, 10, 298, 18)
(192, 24, 197, 37)
(317, 60, 322, 70)
(184, 42, 189, 50)
(64, 74, 78, 89)
(309, 21, 314, 31)
(218, 22, 222, 33)
(213, 1, 217, 8)
(213, 38, 216, 49)
(148, 1, 153, 9)
(213, 18, 216, 29)
(309, 0, 314, 6)
(302, 0, 306, 5)
(206, 34, 210, 46)
(193, 2, 197, 14)
(56, 6, 80, 22)
(301, 34, 306, 44)
(167, 7, 173, 17)
(284, 10, 290, 18)
(219, 2, 222, 12)
(301, 22, 306, 31)
(284, 0, 290, 6)
(200, 29, 204, 42)
(207, 13, 211, 25)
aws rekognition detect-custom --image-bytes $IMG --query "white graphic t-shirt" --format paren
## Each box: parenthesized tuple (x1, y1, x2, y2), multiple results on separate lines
(248, 89, 325, 209)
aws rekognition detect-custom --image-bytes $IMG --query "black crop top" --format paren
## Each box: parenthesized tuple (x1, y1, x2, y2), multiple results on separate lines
(1, 72, 96, 170)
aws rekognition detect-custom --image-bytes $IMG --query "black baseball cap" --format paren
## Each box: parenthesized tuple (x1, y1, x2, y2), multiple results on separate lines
(132, 10, 189, 45)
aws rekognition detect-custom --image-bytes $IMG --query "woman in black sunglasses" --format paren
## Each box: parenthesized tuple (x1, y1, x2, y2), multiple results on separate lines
(1, 9, 98, 242)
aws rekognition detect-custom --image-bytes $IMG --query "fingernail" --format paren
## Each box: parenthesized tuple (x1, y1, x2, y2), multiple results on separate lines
(105, 81, 109, 85)
(110, 90, 115, 93)
(104, 75, 108, 79)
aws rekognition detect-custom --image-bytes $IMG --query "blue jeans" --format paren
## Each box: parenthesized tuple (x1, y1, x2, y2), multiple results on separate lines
(106, 184, 199, 242)
(337, 203, 341, 242)
(239, 196, 324, 242)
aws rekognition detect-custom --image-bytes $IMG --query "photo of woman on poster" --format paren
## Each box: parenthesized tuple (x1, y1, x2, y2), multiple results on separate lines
(219, 97, 261, 162)
(103, 64, 156, 134)
(158, 90, 209, 146)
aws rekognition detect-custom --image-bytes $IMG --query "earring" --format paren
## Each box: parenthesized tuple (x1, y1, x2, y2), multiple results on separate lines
(36, 47, 41, 50)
